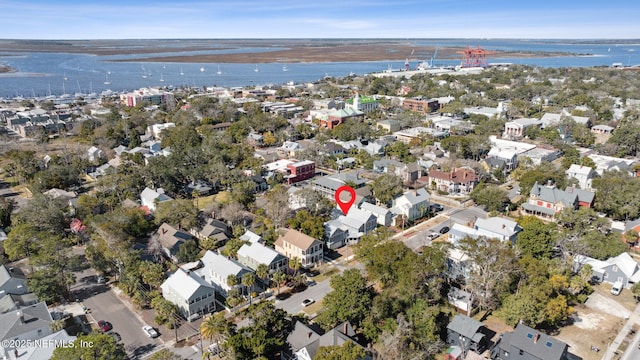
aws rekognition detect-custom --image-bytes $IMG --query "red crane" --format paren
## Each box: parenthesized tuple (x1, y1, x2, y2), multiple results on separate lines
(457, 45, 495, 68)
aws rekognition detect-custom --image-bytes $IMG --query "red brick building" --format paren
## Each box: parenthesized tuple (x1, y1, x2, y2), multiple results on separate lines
(286, 160, 316, 184)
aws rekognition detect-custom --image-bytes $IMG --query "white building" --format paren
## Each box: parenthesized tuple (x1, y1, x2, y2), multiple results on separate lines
(195, 251, 252, 297)
(565, 164, 597, 189)
(161, 268, 216, 319)
(391, 188, 430, 222)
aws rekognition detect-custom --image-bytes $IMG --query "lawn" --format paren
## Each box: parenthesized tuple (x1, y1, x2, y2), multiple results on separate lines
(310, 268, 339, 283)
(302, 299, 323, 316)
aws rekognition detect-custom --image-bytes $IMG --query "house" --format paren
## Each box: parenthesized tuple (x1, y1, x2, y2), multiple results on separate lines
(319, 107, 364, 129)
(237, 242, 288, 274)
(10, 329, 76, 360)
(239, 230, 263, 244)
(155, 223, 195, 263)
(195, 251, 252, 297)
(574, 252, 640, 288)
(311, 172, 367, 199)
(448, 217, 522, 245)
(192, 218, 230, 244)
(146, 122, 176, 139)
(377, 119, 400, 133)
(587, 154, 637, 177)
(247, 132, 264, 147)
(591, 124, 614, 134)
(0, 302, 53, 349)
(428, 168, 478, 195)
(140, 187, 173, 212)
(346, 94, 379, 114)
(373, 159, 422, 183)
(403, 97, 439, 114)
(521, 182, 595, 220)
(87, 146, 104, 162)
(274, 229, 323, 269)
(487, 136, 537, 171)
(285, 321, 369, 360)
(359, 202, 392, 227)
(491, 323, 579, 360)
(285, 160, 316, 185)
(186, 180, 214, 197)
(565, 164, 596, 190)
(160, 268, 216, 320)
(391, 188, 430, 222)
(503, 118, 543, 139)
(446, 314, 493, 358)
(0, 265, 38, 314)
(324, 208, 377, 248)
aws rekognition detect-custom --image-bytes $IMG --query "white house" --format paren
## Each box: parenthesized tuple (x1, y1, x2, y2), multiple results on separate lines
(140, 187, 173, 212)
(359, 202, 392, 226)
(565, 164, 597, 189)
(237, 241, 288, 274)
(195, 251, 252, 297)
(323, 208, 377, 249)
(391, 188, 430, 222)
(448, 217, 522, 245)
(161, 268, 216, 319)
(574, 252, 640, 289)
(87, 146, 104, 162)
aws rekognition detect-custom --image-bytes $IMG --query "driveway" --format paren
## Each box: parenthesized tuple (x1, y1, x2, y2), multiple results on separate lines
(586, 292, 632, 319)
(274, 278, 331, 315)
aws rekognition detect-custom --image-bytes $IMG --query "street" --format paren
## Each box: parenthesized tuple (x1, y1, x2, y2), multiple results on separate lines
(274, 277, 331, 315)
(71, 267, 161, 359)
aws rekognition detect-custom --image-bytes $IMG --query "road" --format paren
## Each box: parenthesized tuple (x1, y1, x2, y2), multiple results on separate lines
(72, 267, 161, 359)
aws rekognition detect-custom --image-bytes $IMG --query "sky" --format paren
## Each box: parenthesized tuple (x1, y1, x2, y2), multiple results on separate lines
(1, 0, 639, 40)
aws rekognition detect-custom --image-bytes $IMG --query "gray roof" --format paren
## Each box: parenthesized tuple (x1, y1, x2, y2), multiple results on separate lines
(447, 314, 485, 341)
(360, 202, 390, 216)
(529, 182, 595, 206)
(500, 324, 568, 360)
(0, 302, 52, 341)
(0, 265, 29, 296)
(195, 251, 252, 285)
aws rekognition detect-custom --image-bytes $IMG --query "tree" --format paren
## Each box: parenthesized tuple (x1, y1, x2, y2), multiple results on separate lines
(272, 270, 286, 295)
(518, 163, 567, 197)
(458, 236, 518, 314)
(288, 257, 301, 276)
(3, 224, 42, 260)
(51, 332, 127, 360)
(469, 184, 510, 212)
(516, 216, 557, 259)
(148, 349, 182, 360)
(256, 263, 269, 287)
(371, 173, 403, 206)
(264, 185, 291, 228)
(286, 210, 326, 240)
(314, 342, 367, 360)
(316, 269, 374, 330)
(242, 272, 256, 304)
(201, 312, 235, 358)
(0, 197, 16, 228)
(227, 302, 292, 359)
(154, 199, 199, 230)
(176, 239, 200, 263)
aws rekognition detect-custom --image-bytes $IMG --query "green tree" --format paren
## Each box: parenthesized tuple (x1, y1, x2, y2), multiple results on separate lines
(316, 269, 374, 330)
(0, 197, 16, 228)
(272, 270, 286, 295)
(227, 302, 292, 359)
(256, 263, 269, 287)
(51, 332, 127, 360)
(516, 216, 557, 259)
(469, 183, 510, 212)
(314, 342, 367, 360)
(286, 210, 326, 240)
(242, 272, 256, 304)
(148, 349, 182, 360)
(176, 239, 200, 263)
(154, 199, 199, 230)
(371, 173, 403, 206)
(264, 185, 291, 228)
(201, 312, 235, 358)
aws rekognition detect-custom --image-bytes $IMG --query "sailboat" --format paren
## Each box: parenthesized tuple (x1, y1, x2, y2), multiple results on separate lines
(142, 64, 148, 78)
(200, 66, 206, 73)
(180, 67, 185, 76)
(282, 64, 288, 72)
(104, 74, 111, 85)
(216, 65, 222, 75)
(159, 73, 165, 82)
(63, 72, 68, 81)
(254, 64, 259, 72)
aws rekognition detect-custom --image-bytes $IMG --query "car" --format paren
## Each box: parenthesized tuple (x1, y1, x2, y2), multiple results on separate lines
(98, 320, 112, 332)
(427, 232, 440, 241)
(430, 204, 444, 212)
(109, 332, 122, 342)
(611, 280, 623, 296)
(142, 325, 159, 338)
(505, 184, 513, 190)
(302, 298, 315, 307)
(439, 226, 450, 234)
(96, 276, 106, 284)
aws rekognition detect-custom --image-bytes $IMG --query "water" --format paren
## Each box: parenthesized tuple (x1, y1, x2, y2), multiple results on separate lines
(1, 39, 639, 99)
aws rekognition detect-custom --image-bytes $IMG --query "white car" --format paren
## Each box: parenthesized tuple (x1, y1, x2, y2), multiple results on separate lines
(302, 298, 315, 307)
(142, 325, 159, 338)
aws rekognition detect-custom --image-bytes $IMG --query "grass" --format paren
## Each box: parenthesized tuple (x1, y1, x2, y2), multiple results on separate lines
(215, 191, 230, 205)
(311, 268, 339, 283)
(194, 194, 216, 210)
(302, 299, 323, 316)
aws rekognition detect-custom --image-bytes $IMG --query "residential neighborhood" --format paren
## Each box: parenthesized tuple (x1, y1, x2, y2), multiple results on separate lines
(2, 45, 640, 360)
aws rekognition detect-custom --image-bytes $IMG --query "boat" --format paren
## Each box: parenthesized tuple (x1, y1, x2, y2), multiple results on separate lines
(216, 65, 222, 75)
(159, 73, 165, 82)
(103, 74, 111, 85)
(282, 64, 288, 72)
(63, 72, 68, 81)
(254, 64, 259, 72)
(180, 67, 184, 76)
(200, 67, 206, 73)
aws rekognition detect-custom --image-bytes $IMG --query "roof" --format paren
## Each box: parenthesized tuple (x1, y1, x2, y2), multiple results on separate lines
(522, 202, 556, 216)
(395, 188, 430, 206)
(161, 268, 215, 300)
(360, 202, 391, 216)
(428, 168, 477, 183)
(447, 314, 485, 340)
(237, 242, 284, 267)
(275, 229, 321, 251)
(196, 250, 251, 282)
(500, 324, 568, 360)
(566, 164, 594, 177)
(157, 223, 193, 249)
(0, 302, 52, 341)
(17, 330, 77, 360)
(240, 230, 262, 244)
(474, 217, 521, 238)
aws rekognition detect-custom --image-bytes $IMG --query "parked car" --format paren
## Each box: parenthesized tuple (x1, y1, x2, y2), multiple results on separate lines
(142, 325, 159, 338)
(439, 226, 450, 234)
(430, 204, 444, 212)
(109, 332, 122, 342)
(98, 320, 112, 332)
(611, 280, 623, 296)
(97, 276, 106, 284)
(302, 298, 315, 307)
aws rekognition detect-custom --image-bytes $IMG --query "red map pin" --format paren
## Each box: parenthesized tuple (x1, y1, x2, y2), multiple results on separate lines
(335, 185, 356, 215)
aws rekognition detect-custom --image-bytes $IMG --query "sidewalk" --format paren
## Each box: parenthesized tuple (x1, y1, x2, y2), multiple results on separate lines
(602, 302, 640, 360)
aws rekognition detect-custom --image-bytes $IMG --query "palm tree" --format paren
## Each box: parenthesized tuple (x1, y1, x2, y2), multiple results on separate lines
(256, 263, 269, 288)
(273, 270, 286, 295)
(241, 273, 256, 305)
(50, 319, 66, 332)
(200, 312, 234, 358)
(288, 257, 302, 277)
(226, 274, 238, 292)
